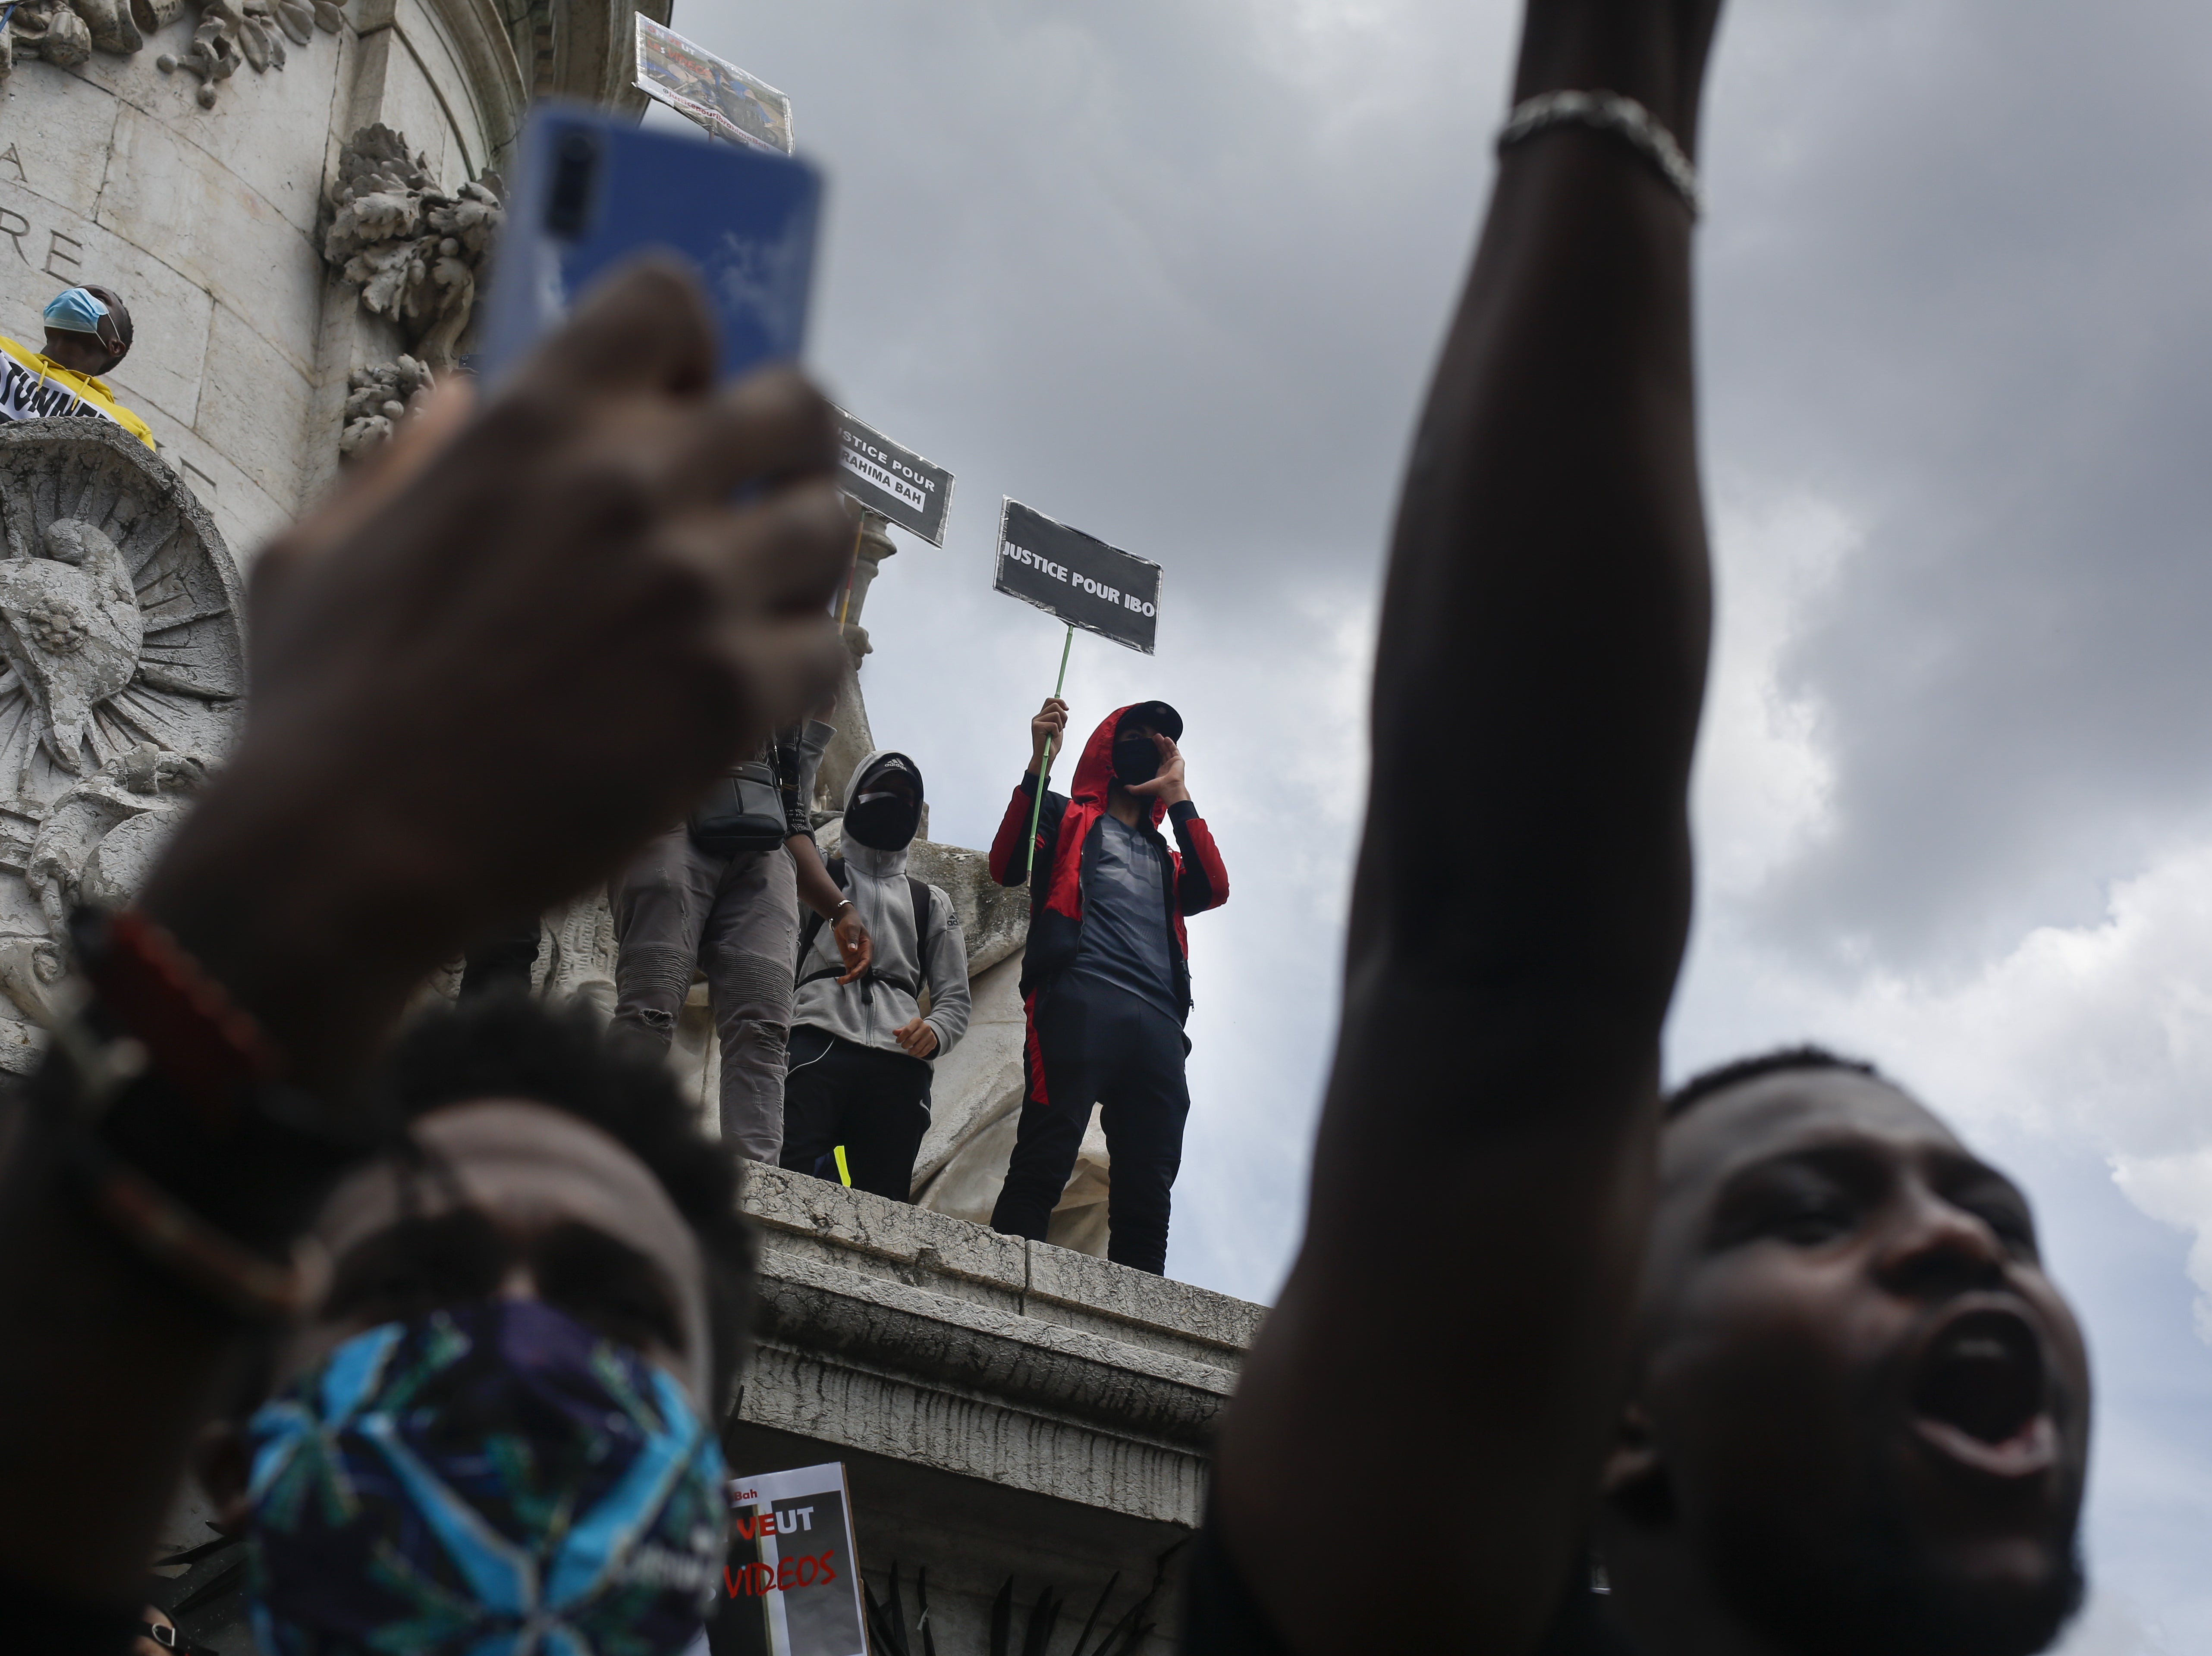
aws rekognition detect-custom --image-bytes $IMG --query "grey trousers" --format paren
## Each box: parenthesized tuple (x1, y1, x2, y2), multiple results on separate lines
(612, 827, 798, 1162)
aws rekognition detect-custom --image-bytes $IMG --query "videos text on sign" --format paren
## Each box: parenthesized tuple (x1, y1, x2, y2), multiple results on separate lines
(724, 1503, 839, 1598)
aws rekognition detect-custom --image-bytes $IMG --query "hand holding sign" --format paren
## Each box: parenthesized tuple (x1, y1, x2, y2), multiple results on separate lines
(1030, 696, 1069, 770)
(994, 499, 1164, 884)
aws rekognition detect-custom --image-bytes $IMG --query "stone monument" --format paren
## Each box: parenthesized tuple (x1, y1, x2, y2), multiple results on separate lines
(0, 0, 660, 557)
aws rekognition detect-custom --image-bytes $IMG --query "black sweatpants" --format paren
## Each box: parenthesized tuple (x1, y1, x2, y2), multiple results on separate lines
(990, 975, 1191, 1275)
(777, 1025, 932, 1201)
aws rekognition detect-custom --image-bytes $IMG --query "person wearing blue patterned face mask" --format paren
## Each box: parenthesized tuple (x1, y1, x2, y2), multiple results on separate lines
(193, 1001, 752, 1656)
(0, 284, 155, 448)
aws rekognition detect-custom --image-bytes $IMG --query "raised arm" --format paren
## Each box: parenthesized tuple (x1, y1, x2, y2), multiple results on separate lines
(1212, 1, 1721, 1649)
(988, 696, 1071, 887)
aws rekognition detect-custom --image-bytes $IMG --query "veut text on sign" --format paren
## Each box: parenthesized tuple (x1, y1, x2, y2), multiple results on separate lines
(993, 497, 1161, 656)
(833, 408, 955, 547)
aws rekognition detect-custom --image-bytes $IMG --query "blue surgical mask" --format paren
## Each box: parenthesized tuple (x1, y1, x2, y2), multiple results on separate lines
(41, 287, 109, 339)
(245, 1299, 726, 1656)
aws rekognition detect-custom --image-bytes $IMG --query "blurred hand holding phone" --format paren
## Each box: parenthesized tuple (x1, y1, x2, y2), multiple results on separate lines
(478, 104, 824, 388)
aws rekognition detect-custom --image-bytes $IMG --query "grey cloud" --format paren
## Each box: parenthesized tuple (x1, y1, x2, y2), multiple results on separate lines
(1699, 0, 2212, 970)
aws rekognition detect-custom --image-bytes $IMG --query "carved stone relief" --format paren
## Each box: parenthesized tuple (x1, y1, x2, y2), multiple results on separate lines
(325, 126, 504, 376)
(0, 0, 340, 108)
(338, 352, 434, 459)
(0, 419, 244, 1065)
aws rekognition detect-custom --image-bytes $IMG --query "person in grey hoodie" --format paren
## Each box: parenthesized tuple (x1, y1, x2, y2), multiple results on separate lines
(779, 750, 970, 1199)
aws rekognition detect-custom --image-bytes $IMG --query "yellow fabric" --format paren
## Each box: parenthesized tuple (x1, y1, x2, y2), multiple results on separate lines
(0, 336, 155, 449)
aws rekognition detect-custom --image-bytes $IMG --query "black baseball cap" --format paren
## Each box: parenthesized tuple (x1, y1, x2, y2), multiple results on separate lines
(1118, 701, 1183, 742)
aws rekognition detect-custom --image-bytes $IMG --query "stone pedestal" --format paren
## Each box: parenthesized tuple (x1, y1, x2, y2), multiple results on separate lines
(734, 1166, 1263, 1654)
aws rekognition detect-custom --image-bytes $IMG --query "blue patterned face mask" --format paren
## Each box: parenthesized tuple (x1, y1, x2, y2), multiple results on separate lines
(245, 1299, 727, 1656)
(41, 287, 110, 340)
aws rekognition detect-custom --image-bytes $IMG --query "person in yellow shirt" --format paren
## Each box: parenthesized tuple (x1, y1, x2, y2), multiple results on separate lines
(0, 284, 155, 450)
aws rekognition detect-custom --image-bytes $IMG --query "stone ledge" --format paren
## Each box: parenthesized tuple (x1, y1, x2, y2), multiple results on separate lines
(743, 1162, 1266, 1370)
(1025, 1242, 1266, 1366)
(753, 1252, 1234, 1444)
(738, 1163, 1265, 1529)
(738, 1344, 1212, 1529)
(745, 1160, 1029, 1310)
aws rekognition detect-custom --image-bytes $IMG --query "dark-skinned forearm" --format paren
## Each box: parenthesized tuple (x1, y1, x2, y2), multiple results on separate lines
(1215, 4, 1719, 1650)
(0, 738, 507, 1603)
(787, 834, 848, 920)
(0, 1112, 243, 1602)
(1357, 127, 1707, 1098)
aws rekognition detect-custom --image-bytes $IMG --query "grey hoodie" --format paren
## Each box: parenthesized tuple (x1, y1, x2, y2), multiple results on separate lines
(791, 749, 970, 1060)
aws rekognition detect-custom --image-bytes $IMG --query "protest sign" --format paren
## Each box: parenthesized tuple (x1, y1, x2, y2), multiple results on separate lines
(710, 1462, 867, 1656)
(835, 408, 955, 546)
(635, 17, 794, 155)
(993, 498, 1161, 656)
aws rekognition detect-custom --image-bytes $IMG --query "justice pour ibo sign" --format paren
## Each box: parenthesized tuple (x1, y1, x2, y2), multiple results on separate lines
(992, 497, 1161, 655)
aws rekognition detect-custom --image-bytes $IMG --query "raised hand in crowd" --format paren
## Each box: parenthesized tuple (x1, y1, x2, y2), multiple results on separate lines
(0, 259, 852, 1619)
(146, 260, 851, 1088)
(1209, 0, 1730, 1642)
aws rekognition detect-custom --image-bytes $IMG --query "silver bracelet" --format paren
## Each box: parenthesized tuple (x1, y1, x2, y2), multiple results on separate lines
(1497, 89, 1703, 220)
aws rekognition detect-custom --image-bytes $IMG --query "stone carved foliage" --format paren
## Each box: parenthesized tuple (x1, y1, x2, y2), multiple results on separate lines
(339, 353, 434, 459)
(0, 0, 339, 108)
(157, 0, 344, 108)
(326, 126, 504, 372)
(0, 420, 244, 1062)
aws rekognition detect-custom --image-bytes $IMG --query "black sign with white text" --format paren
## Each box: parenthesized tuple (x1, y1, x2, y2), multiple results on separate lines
(834, 408, 954, 546)
(993, 498, 1161, 655)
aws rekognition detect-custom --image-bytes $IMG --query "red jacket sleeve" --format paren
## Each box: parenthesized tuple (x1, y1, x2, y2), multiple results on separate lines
(1169, 801, 1228, 914)
(990, 774, 1059, 887)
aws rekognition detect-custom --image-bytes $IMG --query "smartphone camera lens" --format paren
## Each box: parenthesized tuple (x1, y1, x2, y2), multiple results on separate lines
(545, 127, 601, 240)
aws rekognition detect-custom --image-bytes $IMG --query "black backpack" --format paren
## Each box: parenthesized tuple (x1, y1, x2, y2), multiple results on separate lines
(795, 855, 935, 998)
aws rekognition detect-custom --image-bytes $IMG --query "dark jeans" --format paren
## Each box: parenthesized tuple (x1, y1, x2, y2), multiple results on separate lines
(990, 975, 1191, 1275)
(778, 1025, 932, 1201)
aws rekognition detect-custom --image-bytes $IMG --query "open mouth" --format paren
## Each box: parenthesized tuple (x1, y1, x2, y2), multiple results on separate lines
(1908, 1306, 2057, 1479)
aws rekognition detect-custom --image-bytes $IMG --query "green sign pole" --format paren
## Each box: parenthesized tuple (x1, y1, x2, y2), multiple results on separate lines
(1024, 623, 1075, 884)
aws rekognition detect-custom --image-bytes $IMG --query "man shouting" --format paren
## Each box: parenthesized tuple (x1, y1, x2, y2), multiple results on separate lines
(988, 699, 1228, 1273)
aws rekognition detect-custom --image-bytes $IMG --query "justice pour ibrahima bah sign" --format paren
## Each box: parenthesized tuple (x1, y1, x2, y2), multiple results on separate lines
(833, 408, 955, 547)
(993, 498, 1161, 656)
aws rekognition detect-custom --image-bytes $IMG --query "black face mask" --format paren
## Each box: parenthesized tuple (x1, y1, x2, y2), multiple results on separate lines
(1112, 736, 1161, 789)
(845, 790, 920, 851)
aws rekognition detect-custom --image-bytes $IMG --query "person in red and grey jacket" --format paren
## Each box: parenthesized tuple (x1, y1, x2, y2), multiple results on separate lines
(986, 696, 1229, 1273)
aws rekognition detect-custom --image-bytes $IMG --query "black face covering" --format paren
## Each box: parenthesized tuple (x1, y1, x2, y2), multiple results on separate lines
(1112, 736, 1161, 789)
(845, 790, 920, 851)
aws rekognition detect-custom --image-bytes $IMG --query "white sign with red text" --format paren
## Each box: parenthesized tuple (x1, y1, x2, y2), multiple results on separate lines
(716, 1462, 866, 1656)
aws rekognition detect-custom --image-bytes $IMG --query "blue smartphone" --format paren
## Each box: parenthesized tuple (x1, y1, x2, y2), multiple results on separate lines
(476, 103, 824, 387)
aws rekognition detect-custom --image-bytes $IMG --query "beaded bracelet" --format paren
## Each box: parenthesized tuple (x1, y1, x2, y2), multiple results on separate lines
(39, 909, 370, 1320)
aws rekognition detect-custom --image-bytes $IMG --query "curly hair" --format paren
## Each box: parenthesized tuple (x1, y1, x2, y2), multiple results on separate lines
(372, 991, 755, 1411)
(1663, 1044, 1882, 1122)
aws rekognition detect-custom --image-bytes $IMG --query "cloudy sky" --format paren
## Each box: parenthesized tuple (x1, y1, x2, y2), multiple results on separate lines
(652, 0, 2212, 1645)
